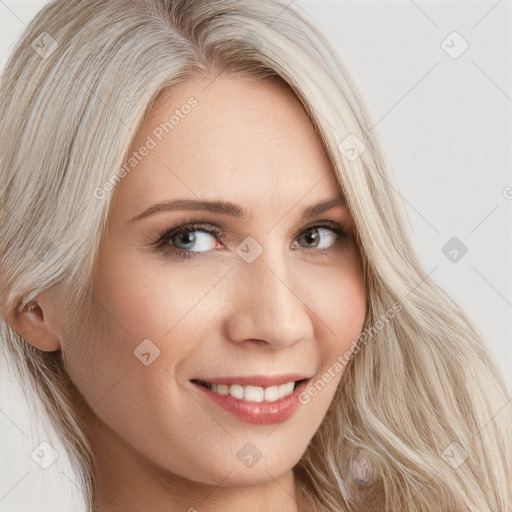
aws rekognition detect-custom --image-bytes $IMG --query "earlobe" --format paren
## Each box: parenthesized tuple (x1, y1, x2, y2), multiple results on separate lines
(8, 300, 61, 352)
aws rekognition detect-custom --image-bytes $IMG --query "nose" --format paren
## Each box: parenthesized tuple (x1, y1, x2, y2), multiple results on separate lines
(221, 248, 315, 349)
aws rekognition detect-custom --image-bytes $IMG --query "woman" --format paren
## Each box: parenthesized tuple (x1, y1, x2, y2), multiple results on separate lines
(0, 0, 510, 510)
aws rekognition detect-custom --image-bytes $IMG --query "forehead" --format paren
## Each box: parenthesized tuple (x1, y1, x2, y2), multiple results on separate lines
(114, 74, 343, 216)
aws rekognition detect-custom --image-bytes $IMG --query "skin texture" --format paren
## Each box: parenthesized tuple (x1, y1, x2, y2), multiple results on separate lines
(14, 74, 367, 511)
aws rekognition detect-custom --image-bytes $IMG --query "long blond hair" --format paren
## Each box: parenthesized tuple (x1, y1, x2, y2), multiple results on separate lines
(1, 1, 510, 510)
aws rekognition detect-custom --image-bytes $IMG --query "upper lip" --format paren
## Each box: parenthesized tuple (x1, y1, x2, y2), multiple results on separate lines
(191, 373, 312, 387)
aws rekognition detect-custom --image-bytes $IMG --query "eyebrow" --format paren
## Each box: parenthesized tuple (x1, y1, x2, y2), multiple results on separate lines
(128, 196, 346, 224)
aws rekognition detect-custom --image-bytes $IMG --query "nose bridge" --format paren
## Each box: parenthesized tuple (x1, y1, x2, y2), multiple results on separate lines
(222, 241, 314, 347)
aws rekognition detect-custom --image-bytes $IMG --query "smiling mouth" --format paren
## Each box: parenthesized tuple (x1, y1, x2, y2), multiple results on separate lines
(190, 378, 308, 402)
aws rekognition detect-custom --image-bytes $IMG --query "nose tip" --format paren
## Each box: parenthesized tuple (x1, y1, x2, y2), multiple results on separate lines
(221, 261, 314, 349)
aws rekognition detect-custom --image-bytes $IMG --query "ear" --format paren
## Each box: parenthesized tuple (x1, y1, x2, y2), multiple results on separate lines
(7, 299, 61, 352)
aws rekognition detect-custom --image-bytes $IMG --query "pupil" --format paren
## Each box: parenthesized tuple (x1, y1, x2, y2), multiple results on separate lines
(305, 230, 318, 246)
(178, 232, 195, 247)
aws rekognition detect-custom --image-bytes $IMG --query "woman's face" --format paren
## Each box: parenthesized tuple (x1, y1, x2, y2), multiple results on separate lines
(60, 75, 366, 503)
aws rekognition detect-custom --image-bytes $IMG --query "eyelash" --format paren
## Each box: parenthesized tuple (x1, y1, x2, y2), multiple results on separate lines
(152, 218, 350, 260)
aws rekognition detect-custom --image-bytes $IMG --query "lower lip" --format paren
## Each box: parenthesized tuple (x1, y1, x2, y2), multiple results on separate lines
(191, 379, 309, 425)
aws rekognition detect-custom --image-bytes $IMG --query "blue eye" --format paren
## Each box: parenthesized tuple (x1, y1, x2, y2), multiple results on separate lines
(154, 223, 222, 259)
(171, 229, 219, 252)
(153, 220, 349, 259)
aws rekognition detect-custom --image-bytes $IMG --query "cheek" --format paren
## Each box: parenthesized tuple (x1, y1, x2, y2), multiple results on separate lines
(91, 251, 218, 344)
(299, 252, 366, 401)
(303, 250, 367, 350)
(69, 252, 229, 407)
(328, 270, 367, 356)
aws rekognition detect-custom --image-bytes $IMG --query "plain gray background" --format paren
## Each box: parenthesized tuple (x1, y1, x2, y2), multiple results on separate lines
(1, 1, 511, 510)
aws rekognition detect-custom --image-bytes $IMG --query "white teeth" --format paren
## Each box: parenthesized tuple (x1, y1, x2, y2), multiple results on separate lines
(264, 385, 280, 401)
(215, 384, 229, 395)
(229, 384, 244, 399)
(208, 380, 298, 401)
(244, 385, 264, 402)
